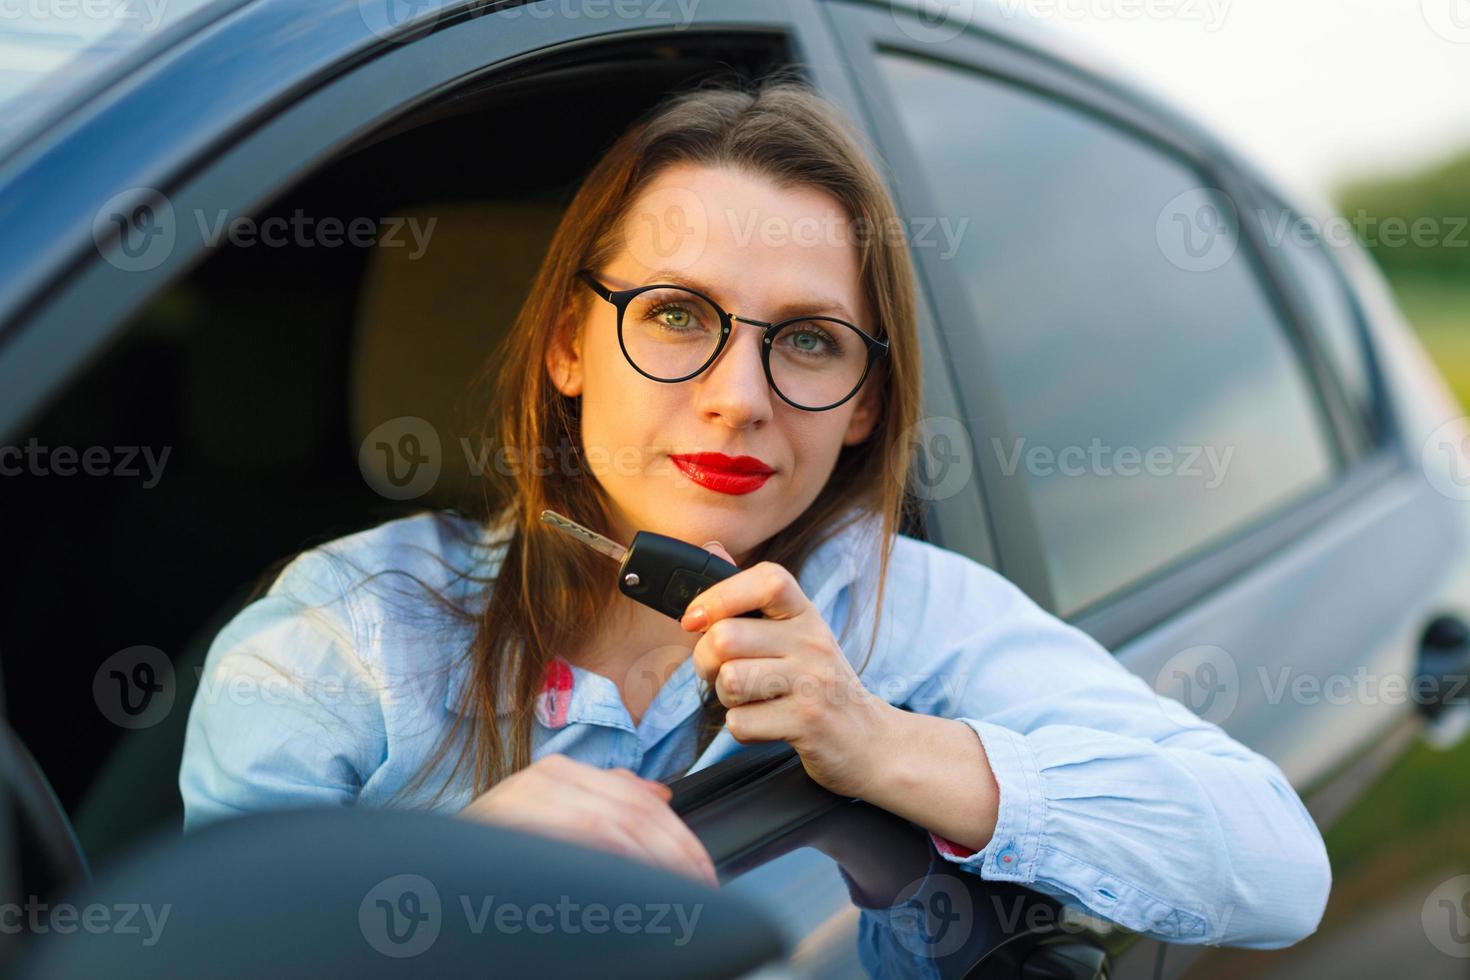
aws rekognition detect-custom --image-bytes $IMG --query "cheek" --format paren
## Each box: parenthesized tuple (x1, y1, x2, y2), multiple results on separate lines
(577, 343, 673, 472)
(785, 416, 851, 479)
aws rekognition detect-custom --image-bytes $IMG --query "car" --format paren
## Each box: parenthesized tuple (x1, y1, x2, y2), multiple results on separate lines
(2, 0, 1468, 977)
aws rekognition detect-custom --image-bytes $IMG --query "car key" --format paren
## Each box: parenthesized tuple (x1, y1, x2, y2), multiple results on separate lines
(540, 509, 763, 622)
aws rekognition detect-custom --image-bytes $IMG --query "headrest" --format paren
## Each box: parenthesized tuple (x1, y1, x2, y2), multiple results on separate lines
(351, 200, 564, 508)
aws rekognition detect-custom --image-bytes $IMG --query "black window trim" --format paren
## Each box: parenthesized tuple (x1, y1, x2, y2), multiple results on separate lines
(825, 1, 1412, 649)
(1238, 182, 1398, 456)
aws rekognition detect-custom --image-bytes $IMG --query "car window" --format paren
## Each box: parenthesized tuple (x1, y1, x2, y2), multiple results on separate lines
(874, 51, 1341, 616)
(0, 0, 223, 150)
(1260, 205, 1380, 448)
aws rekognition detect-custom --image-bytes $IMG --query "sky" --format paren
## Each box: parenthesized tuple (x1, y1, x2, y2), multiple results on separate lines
(1026, 0, 1470, 199)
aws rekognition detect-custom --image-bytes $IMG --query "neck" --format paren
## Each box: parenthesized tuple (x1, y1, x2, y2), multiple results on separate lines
(564, 591, 701, 722)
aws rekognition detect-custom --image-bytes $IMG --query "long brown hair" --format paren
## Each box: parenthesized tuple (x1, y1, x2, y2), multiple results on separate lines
(309, 69, 925, 808)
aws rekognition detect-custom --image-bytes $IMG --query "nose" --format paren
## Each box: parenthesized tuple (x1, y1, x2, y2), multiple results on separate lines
(693, 321, 774, 427)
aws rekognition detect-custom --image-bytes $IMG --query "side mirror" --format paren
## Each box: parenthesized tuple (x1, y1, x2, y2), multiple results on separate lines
(15, 807, 786, 978)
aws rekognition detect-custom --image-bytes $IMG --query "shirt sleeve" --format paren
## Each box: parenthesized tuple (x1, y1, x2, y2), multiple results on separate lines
(899, 552, 1332, 950)
(178, 548, 387, 833)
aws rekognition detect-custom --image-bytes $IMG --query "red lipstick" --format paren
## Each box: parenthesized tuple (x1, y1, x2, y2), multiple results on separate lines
(669, 453, 775, 496)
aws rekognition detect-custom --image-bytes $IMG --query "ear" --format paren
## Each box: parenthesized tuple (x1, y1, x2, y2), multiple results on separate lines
(841, 373, 883, 446)
(545, 306, 584, 397)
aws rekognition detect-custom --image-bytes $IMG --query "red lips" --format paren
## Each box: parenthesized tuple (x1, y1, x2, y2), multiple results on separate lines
(669, 453, 775, 495)
(669, 452, 775, 475)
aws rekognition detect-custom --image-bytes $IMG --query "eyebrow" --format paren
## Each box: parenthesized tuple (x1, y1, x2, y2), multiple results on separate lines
(645, 269, 860, 325)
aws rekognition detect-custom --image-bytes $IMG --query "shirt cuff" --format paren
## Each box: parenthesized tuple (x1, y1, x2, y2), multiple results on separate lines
(925, 717, 1042, 884)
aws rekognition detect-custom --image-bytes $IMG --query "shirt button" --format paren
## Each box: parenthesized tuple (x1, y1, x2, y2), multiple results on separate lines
(996, 845, 1018, 868)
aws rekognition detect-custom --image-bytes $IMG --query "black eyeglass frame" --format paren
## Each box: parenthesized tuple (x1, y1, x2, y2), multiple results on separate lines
(576, 268, 890, 412)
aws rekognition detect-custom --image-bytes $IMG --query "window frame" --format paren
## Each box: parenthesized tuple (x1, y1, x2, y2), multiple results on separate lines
(1237, 184, 1397, 455)
(826, 0, 1407, 647)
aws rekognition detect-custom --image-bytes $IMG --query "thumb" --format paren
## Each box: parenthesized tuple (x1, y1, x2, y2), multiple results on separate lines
(702, 540, 735, 565)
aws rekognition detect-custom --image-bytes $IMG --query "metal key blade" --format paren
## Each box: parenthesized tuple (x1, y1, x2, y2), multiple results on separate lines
(539, 509, 628, 563)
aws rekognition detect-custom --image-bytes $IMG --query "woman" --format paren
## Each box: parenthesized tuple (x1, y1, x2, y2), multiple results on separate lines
(178, 72, 1330, 949)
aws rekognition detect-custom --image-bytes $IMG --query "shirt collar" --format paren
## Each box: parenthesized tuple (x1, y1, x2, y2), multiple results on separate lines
(443, 504, 884, 720)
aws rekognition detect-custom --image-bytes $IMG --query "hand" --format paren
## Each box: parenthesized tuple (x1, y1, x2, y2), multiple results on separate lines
(680, 541, 901, 800)
(456, 753, 718, 887)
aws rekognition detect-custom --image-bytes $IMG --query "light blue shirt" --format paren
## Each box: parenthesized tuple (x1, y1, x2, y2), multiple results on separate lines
(178, 507, 1330, 949)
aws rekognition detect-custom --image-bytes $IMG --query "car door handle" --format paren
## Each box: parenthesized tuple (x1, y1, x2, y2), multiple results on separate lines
(1417, 615, 1470, 721)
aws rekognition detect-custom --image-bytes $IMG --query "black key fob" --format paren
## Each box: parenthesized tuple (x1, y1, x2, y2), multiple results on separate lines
(618, 530, 764, 622)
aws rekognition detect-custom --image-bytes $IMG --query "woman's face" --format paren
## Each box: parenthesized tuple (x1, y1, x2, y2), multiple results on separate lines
(546, 162, 882, 565)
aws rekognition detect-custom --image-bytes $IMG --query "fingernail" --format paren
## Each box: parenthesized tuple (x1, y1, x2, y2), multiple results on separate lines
(682, 606, 708, 631)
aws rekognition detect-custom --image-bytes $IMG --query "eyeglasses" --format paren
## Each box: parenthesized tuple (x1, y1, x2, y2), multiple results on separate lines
(576, 269, 889, 412)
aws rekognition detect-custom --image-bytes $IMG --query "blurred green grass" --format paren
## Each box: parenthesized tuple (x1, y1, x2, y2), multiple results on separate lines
(1392, 272, 1470, 410)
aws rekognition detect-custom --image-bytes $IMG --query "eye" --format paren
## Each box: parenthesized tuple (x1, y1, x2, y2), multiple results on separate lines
(648, 302, 697, 331)
(779, 322, 841, 358)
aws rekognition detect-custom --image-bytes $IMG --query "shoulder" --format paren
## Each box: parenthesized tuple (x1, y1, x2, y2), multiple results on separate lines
(853, 530, 1062, 666)
(884, 532, 1030, 614)
(273, 508, 509, 616)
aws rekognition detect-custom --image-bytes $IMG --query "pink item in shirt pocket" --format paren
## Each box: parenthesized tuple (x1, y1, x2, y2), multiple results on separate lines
(535, 656, 575, 729)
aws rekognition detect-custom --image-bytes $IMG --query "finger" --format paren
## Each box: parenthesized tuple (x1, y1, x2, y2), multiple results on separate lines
(580, 768, 718, 883)
(606, 766, 674, 799)
(701, 540, 735, 565)
(526, 761, 713, 883)
(680, 560, 806, 631)
(725, 696, 792, 745)
(617, 803, 718, 886)
(598, 819, 715, 886)
(691, 616, 786, 683)
(715, 656, 792, 707)
(510, 780, 710, 884)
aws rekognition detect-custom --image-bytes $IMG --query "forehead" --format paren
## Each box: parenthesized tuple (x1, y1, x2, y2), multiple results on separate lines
(616, 162, 866, 319)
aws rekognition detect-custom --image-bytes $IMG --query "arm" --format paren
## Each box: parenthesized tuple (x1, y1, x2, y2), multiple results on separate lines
(853, 551, 1332, 950)
(178, 549, 387, 833)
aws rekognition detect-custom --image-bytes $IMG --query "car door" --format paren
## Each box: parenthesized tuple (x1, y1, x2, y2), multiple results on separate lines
(0, 1, 1029, 975)
(823, 1, 1470, 977)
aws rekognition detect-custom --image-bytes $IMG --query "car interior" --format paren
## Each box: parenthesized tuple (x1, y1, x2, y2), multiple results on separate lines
(1, 31, 911, 904)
